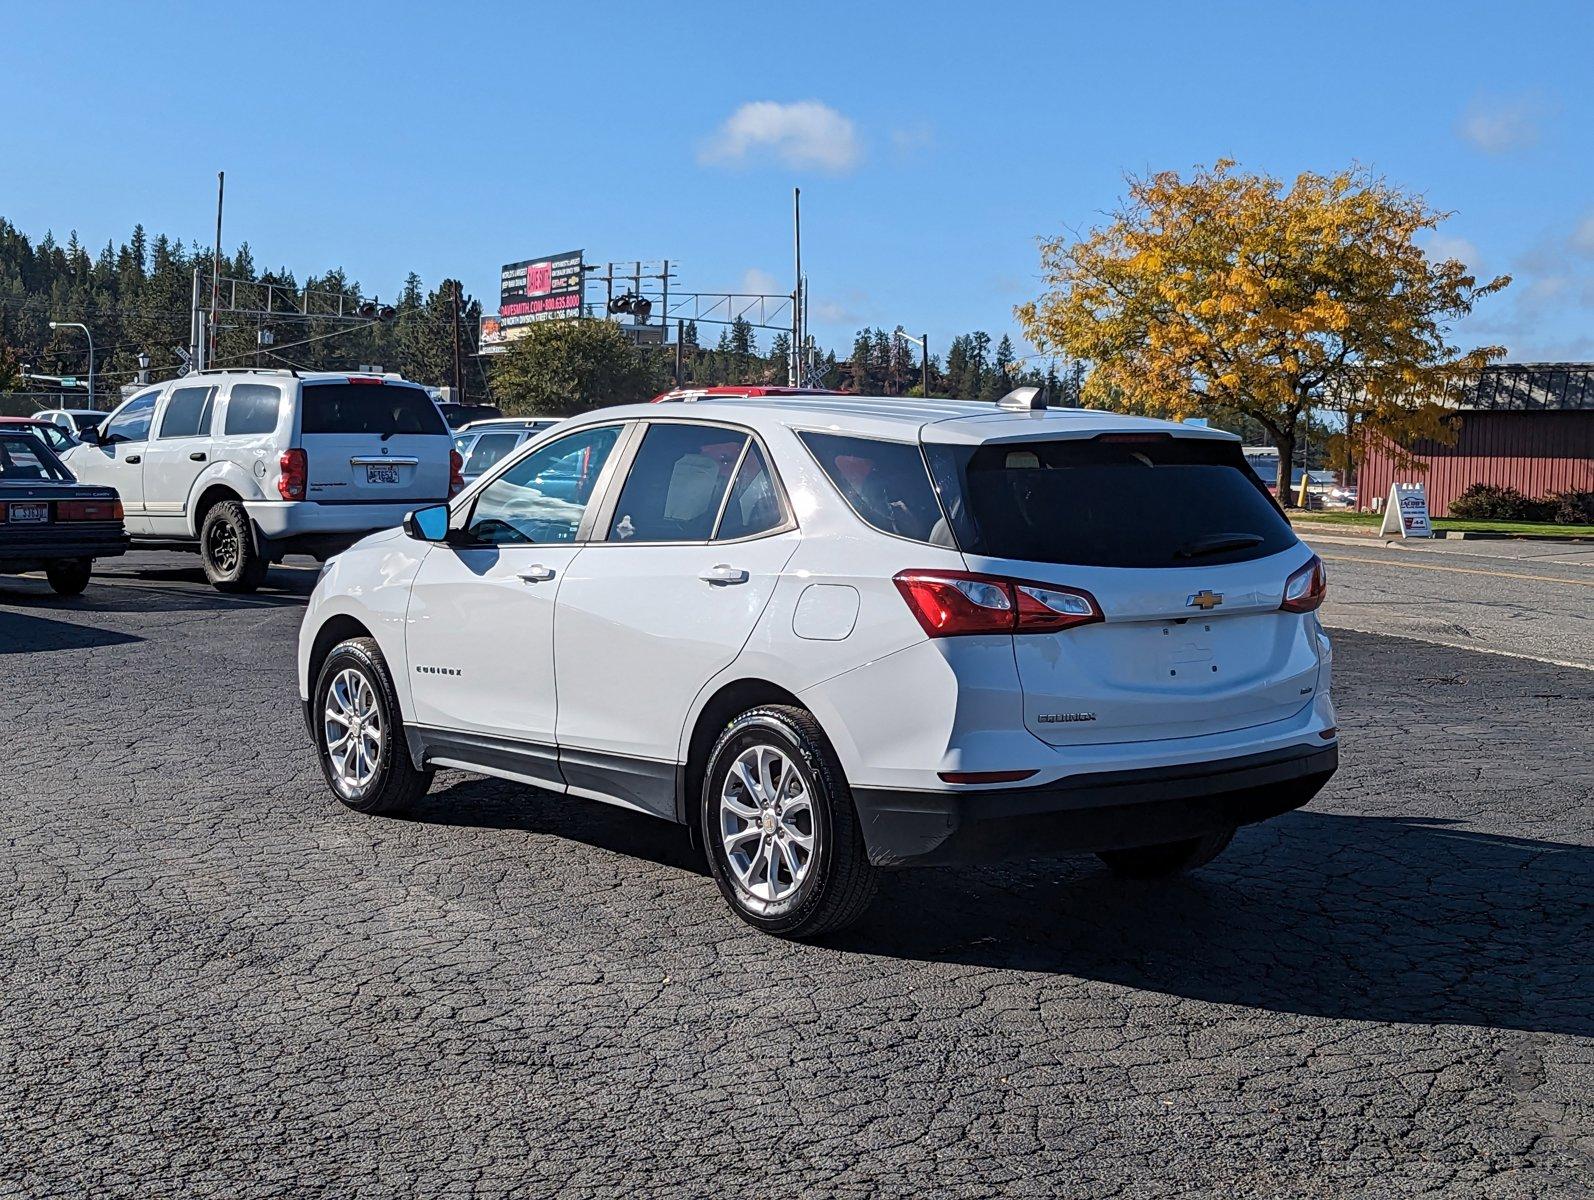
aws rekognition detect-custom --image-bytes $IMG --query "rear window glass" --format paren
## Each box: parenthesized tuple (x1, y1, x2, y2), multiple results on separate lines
(300, 383, 446, 436)
(224, 384, 282, 436)
(609, 424, 748, 543)
(800, 432, 951, 545)
(158, 386, 215, 439)
(0, 433, 70, 481)
(924, 436, 1295, 568)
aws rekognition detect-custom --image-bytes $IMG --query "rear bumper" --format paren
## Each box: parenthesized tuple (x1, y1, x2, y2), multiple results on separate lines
(244, 499, 436, 540)
(0, 531, 129, 565)
(852, 742, 1338, 867)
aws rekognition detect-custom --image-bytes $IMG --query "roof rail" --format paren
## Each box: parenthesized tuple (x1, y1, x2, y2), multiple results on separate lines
(192, 366, 300, 378)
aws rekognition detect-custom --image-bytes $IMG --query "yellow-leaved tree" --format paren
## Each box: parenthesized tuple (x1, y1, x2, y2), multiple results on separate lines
(1016, 161, 1510, 503)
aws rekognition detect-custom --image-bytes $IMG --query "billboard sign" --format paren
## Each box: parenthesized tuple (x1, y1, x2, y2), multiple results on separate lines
(500, 250, 584, 328)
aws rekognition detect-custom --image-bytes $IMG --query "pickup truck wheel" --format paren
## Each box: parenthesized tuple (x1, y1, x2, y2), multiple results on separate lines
(200, 500, 268, 593)
(1096, 826, 1236, 879)
(44, 558, 92, 596)
(313, 637, 432, 815)
(702, 705, 879, 940)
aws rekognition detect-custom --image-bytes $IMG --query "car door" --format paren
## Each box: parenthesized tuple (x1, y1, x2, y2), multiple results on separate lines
(65, 388, 161, 534)
(140, 383, 217, 536)
(404, 422, 630, 786)
(552, 420, 799, 811)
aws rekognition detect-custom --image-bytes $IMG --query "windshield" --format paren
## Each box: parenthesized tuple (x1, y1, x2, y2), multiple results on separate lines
(300, 383, 447, 436)
(924, 435, 1296, 568)
(0, 432, 72, 481)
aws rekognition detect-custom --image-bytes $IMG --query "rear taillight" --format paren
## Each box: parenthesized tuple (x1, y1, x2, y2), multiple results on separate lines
(893, 570, 1102, 638)
(278, 448, 307, 501)
(56, 499, 123, 521)
(1281, 554, 1326, 613)
(449, 449, 465, 498)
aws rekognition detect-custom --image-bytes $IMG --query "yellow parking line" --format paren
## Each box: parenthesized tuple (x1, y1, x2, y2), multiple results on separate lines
(1317, 554, 1594, 588)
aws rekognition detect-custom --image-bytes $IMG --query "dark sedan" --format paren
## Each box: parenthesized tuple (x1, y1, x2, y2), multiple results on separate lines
(0, 429, 129, 595)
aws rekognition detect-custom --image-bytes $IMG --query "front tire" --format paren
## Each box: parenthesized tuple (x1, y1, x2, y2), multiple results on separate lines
(200, 500, 268, 593)
(312, 637, 432, 815)
(45, 558, 92, 596)
(701, 705, 879, 939)
(1096, 826, 1235, 879)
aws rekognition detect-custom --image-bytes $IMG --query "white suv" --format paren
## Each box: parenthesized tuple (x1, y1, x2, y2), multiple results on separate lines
(297, 391, 1338, 937)
(65, 370, 461, 591)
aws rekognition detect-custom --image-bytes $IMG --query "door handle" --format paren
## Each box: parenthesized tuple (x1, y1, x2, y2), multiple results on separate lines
(124, 454, 141, 464)
(700, 564, 749, 585)
(517, 565, 557, 583)
(189, 451, 207, 462)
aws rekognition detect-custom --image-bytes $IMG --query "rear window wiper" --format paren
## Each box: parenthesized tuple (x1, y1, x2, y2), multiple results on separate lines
(1174, 532, 1265, 559)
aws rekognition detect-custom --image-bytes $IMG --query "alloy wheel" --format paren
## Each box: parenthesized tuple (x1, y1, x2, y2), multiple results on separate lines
(323, 667, 383, 794)
(719, 744, 818, 905)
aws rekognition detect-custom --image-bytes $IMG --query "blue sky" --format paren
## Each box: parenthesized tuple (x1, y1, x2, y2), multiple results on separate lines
(4, 0, 1592, 363)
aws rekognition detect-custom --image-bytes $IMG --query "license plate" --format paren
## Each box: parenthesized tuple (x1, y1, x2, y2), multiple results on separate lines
(9, 502, 48, 524)
(365, 465, 400, 485)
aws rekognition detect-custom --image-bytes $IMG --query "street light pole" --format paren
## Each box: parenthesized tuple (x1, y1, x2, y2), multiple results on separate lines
(48, 321, 95, 409)
(893, 327, 929, 397)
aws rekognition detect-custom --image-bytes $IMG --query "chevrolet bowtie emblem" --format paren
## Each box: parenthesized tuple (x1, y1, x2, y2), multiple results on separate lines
(1186, 589, 1224, 610)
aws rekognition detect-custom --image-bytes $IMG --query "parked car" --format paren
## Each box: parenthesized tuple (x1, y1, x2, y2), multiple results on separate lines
(0, 416, 78, 454)
(0, 428, 128, 595)
(34, 408, 106, 437)
(649, 385, 843, 403)
(299, 390, 1337, 938)
(436, 401, 503, 429)
(452, 418, 560, 484)
(62, 369, 463, 593)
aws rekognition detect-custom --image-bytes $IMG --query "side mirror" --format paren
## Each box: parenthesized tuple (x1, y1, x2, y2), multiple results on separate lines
(403, 503, 451, 542)
(77, 425, 101, 445)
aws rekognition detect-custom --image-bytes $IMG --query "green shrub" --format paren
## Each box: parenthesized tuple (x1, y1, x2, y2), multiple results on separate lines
(1448, 484, 1552, 521)
(1544, 490, 1594, 525)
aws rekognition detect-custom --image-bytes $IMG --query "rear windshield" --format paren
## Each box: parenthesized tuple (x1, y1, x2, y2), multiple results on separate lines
(300, 383, 447, 436)
(0, 432, 71, 481)
(923, 435, 1296, 568)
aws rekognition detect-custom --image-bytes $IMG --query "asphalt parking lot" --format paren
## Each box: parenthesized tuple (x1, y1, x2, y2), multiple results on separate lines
(3, 551, 1591, 1198)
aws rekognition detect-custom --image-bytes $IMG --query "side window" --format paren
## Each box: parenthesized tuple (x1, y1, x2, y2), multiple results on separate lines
(715, 442, 785, 540)
(157, 386, 216, 439)
(466, 424, 623, 546)
(465, 432, 519, 475)
(608, 424, 748, 543)
(101, 391, 160, 445)
(800, 432, 949, 545)
(223, 384, 282, 436)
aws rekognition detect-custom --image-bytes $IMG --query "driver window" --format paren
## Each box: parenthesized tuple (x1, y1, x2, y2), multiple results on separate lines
(101, 390, 160, 445)
(466, 424, 622, 545)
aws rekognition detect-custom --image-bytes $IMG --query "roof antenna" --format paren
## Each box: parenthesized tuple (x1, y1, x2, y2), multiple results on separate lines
(997, 385, 1047, 411)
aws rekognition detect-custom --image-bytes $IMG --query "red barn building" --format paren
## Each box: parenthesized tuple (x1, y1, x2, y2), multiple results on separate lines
(1358, 363, 1594, 516)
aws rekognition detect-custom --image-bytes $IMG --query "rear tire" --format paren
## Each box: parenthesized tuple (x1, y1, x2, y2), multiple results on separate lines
(1097, 826, 1235, 879)
(312, 637, 432, 815)
(701, 705, 879, 939)
(200, 500, 268, 593)
(44, 558, 92, 596)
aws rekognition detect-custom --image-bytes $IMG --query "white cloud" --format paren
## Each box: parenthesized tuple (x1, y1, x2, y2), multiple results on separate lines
(1571, 212, 1594, 256)
(700, 101, 862, 173)
(1424, 233, 1480, 270)
(1458, 94, 1549, 154)
(741, 268, 780, 295)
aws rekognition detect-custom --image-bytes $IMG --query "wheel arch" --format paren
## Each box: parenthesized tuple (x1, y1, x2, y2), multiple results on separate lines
(186, 461, 264, 537)
(306, 613, 376, 702)
(676, 677, 807, 829)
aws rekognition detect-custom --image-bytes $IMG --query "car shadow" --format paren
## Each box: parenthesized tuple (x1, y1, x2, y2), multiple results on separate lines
(0, 563, 315, 612)
(411, 779, 1590, 1037)
(0, 607, 142, 653)
(836, 810, 1592, 1038)
(411, 774, 708, 876)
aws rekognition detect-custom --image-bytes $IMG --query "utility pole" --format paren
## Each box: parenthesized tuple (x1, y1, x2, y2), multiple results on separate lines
(451, 281, 466, 405)
(921, 332, 929, 397)
(791, 187, 802, 387)
(675, 319, 684, 386)
(209, 171, 224, 368)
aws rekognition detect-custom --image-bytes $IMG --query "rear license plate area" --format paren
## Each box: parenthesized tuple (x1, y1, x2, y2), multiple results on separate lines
(10, 502, 49, 524)
(365, 465, 400, 485)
